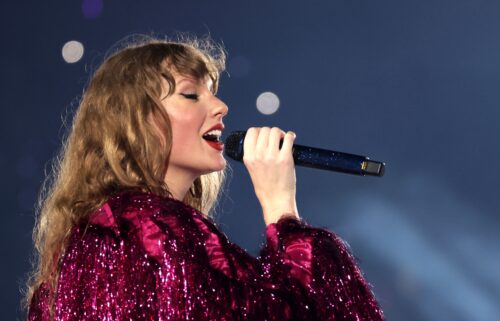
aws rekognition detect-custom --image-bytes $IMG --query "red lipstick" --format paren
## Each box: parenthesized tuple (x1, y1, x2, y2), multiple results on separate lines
(202, 123, 224, 151)
(205, 140, 224, 151)
(203, 123, 225, 134)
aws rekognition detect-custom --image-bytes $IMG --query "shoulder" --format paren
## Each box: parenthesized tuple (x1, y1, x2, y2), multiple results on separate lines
(61, 190, 197, 266)
(86, 190, 207, 252)
(88, 190, 198, 231)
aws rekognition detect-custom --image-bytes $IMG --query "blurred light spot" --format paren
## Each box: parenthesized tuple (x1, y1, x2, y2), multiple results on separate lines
(227, 56, 251, 78)
(16, 155, 38, 179)
(82, 0, 103, 19)
(62, 40, 84, 63)
(256, 92, 280, 115)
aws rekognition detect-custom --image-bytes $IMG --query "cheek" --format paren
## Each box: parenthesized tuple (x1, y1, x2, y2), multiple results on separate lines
(169, 113, 202, 145)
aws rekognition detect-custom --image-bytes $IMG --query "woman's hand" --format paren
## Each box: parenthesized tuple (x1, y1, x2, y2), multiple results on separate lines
(243, 127, 300, 226)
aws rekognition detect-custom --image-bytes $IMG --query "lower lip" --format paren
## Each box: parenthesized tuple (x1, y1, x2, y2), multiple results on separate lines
(204, 139, 224, 151)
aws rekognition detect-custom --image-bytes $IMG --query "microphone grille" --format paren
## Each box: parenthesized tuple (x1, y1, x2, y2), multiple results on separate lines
(224, 131, 246, 161)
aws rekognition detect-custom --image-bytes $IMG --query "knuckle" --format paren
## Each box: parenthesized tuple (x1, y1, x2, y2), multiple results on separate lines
(253, 152, 264, 160)
(279, 154, 294, 164)
(276, 156, 287, 164)
(243, 157, 255, 166)
(263, 154, 274, 162)
(261, 154, 271, 162)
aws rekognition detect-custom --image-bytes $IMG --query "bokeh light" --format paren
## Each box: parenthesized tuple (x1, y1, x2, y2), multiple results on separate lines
(256, 91, 280, 115)
(61, 40, 84, 64)
(82, 0, 103, 19)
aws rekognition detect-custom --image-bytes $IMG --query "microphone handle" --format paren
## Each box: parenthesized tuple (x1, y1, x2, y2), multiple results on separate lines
(223, 131, 385, 177)
(289, 143, 385, 177)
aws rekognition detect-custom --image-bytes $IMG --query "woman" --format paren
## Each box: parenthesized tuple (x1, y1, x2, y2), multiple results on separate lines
(26, 36, 385, 320)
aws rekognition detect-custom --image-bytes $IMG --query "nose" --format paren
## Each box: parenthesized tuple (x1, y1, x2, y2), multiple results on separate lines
(211, 96, 229, 119)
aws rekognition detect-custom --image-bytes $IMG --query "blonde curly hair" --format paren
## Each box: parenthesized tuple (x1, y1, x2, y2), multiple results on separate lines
(24, 35, 228, 318)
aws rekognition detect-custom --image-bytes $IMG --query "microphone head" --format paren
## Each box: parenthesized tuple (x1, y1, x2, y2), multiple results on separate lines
(224, 131, 247, 161)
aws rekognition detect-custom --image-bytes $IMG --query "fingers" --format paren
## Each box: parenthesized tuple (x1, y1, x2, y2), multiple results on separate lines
(244, 126, 295, 157)
(243, 127, 258, 159)
(268, 127, 286, 154)
(255, 127, 270, 155)
(279, 131, 296, 157)
(241, 126, 299, 226)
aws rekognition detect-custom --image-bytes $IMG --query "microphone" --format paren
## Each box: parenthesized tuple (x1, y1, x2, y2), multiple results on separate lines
(224, 131, 385, 177)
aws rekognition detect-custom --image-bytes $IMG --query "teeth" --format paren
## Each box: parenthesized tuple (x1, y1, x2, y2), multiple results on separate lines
(203, 129, 222, 138)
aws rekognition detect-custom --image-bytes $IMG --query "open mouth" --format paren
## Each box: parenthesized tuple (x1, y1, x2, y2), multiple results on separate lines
(202, 129, 222, 143)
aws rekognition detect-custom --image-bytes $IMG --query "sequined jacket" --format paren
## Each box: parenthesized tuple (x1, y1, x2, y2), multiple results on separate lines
(28, 190, 384, 321)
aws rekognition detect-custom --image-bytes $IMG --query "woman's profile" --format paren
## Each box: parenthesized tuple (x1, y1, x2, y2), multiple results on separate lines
(25, 35, 385, 321)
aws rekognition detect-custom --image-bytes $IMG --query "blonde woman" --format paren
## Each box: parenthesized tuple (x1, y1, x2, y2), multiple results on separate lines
(26, 36, 385, 321)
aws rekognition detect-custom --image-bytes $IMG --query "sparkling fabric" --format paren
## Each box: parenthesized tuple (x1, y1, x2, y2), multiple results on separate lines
(28, 190, 385, 320)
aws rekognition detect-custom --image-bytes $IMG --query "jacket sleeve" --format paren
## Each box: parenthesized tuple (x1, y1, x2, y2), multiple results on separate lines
(257, 215, 385, 321)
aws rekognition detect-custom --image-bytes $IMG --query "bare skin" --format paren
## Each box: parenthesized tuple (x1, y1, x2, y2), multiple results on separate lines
(158, 73, 228, 201)
(157, 72, 299, 225)
(243, 127, 300, 225)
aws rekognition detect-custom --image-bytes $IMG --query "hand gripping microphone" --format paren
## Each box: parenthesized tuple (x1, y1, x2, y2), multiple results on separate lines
(224, 131, 385, 177)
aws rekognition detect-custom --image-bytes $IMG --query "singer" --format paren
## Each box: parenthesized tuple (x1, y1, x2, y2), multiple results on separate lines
(25, 36, 385, 320)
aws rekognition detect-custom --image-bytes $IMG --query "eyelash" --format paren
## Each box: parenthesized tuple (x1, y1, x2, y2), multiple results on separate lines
(180, 93, 199, 101)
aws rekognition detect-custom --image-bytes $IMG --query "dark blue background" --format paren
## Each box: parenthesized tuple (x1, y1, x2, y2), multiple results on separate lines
(2, 1, 499, 320)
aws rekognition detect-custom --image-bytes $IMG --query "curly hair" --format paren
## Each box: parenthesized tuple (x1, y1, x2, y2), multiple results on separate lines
(24, 35, 228, 318)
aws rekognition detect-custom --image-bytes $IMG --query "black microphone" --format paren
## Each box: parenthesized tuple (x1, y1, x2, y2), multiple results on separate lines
(224, 131, 385, 177)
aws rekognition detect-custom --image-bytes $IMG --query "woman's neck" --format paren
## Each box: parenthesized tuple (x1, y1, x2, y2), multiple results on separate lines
(163, 168, 197, 201)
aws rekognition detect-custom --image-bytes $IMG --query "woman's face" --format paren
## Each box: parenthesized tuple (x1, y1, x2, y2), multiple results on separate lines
(160, 71, 229, 181)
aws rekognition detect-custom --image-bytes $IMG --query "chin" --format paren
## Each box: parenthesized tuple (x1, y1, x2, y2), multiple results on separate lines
(204, 160, 227, 174)
(211, 164, 227, 173)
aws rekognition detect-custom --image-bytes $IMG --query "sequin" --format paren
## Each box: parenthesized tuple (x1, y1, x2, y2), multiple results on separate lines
(28, 190, 385, 320)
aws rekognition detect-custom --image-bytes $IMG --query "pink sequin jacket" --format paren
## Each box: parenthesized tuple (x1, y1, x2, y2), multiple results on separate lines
(28, 190, 385, 321)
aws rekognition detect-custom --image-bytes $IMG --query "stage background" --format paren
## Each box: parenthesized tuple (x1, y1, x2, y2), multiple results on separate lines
(2, 1, 499, 320)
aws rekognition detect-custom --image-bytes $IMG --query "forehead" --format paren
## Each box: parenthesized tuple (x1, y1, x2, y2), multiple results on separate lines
(175, 74, 213, 90)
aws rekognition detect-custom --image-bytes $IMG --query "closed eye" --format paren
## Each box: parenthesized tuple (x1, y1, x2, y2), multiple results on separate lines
(180, 93, 199, 101)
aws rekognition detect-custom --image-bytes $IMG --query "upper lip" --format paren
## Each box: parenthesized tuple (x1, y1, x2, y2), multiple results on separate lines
(203, 123, 224, 135)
